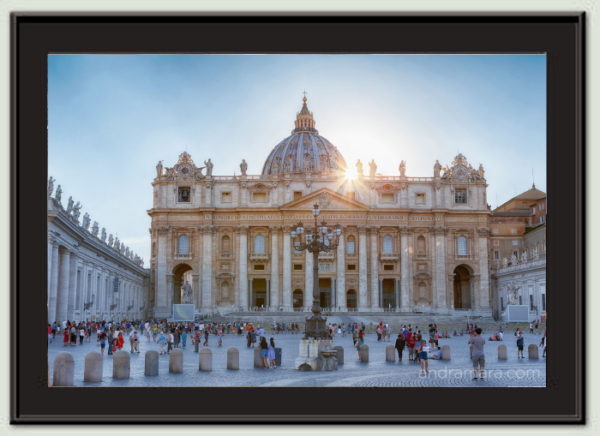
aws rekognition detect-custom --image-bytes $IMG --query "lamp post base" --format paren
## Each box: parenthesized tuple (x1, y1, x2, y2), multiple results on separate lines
(304, 314, 330, 340)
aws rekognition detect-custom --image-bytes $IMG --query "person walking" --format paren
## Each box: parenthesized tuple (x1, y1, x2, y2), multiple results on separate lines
(131, 330, 140, 353)
(97, 330, 107, 356)
(167, 330, 174, 354)
(268, 337, 277, 368)
(394, 333, 406, 361)
(181, 329, 188, 349)
(417, 340, 429, 375)
(468, 327, 486, 380)
(516, 331, 525, 358)
(259, 336, 269, 369)
(158, 331, 167, 355)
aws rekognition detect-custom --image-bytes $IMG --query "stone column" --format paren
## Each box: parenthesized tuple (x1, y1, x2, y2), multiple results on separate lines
(400, 227, 411, 310)
(336, 232, 346, 311)
(434, 227, 448, 311)
(155, 228, 169, 315)
(304, 249, 313, 310)
(369, 228, 380, 311)
(192, 274, 200, 310)
(67, 255, 78, 320)
(48, 241, 60, 323)
(202, 226, 214, 310)
(270, 227, 280, 310)
(238, 226, 248, 310)
(478, 228, 491, 311)
(282, 227, 292, 311)
(56, 250, 71, 323)
(358, 227, 368, 311)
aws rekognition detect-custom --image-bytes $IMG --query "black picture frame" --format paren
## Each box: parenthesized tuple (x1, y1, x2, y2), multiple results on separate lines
(11, 13, 584, 424)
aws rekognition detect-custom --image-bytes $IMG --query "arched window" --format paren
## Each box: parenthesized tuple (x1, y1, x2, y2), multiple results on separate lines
(254, 234, 265, 254)
(417, 235, 426, 257)
(178, 235, 189, 254)
(383, 234, 393, 255)
(221, 235, 231, 253)
(346, 236, 356, 255)
(456, 236, 468, 256)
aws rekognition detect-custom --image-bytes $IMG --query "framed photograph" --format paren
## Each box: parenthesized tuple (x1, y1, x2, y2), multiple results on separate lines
(11, 14, 584, 423)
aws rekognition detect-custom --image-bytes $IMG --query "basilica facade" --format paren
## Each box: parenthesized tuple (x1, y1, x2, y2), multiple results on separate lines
(149, 97, 492, 318)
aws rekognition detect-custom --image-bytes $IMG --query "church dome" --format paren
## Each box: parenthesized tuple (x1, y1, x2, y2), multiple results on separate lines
(261, 96, 347, 177)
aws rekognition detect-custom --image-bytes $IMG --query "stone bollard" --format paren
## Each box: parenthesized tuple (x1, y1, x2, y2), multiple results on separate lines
(227, 347, 239, 370)
(53, 352, 74, 386)
(112, 351, 130, 380)
(169, 349, 184, 374)
(145, 350, 159, 376)
(334, 346, 344, 365)
(528, 344, 539, 359)
(254, 346, 264, 368)
(83, 352, 103, 383)
(275, 347, 282, 367)
(498, 344, 508, 360)
(199, 348, 212, 371)
(385, 345, 396, 362)
(441, 345, 451, 360)
(358, 345, 369, 363)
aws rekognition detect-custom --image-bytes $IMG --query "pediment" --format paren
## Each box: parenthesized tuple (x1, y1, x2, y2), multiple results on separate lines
(280, 188, 369, 211)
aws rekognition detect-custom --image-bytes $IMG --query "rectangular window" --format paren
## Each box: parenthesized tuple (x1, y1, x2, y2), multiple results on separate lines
(542, 293, 546, 311)
(492, 228, 499, 234)
(221, 192, 232, 203)
(415, 193, 425, 205)
(293, 263, 303, 271)
(380, 193, 394, 203)
(456, 236, 468, 256)
(532, 207, 536, 215)
(519, 295, 523, 305)
(293, 191, 302, 201)
(347, 240, 356, 255)
(494, 250, 499, 260)
(254, 264, 265, 271)
(318, 263, 332, 272)
(530, 294, 534, 310)
(178, 187, 191, 202)
(512, 240, 520, 246)
(454, 189, 467, 204)
(252, 192, 268, 203)
(540, 215, 545, 224)
(511, 228, 517, 234)
(383, 264, 394, 271)
(347, 264, 356, 271)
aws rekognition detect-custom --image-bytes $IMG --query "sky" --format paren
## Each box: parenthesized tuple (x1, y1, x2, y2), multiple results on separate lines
(48, 54, 546, 265)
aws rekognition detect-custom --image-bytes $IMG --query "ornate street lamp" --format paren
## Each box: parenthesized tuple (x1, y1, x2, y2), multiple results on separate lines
(291, 203, 342, 339)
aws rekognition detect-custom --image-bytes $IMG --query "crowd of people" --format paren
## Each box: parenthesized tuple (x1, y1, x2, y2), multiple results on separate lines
(48, 318, 547, 376)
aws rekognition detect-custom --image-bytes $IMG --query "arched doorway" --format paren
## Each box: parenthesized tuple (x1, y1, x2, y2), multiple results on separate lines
(293, 289, 303, 309)
(172, 264, 193, 304)
(346, 289, 357, 310)
(453, 265, 472, 309)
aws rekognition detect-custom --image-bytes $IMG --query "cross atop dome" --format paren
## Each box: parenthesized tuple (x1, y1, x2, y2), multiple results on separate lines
(294, 92, 317, 133)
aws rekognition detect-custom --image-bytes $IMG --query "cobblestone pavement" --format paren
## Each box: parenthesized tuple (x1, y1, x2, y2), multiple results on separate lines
(48, 330, 546, 387)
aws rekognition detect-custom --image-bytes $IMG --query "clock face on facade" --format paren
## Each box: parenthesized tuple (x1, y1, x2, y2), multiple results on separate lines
(179, 165, 191, 176)
(455, 167, 467, 179)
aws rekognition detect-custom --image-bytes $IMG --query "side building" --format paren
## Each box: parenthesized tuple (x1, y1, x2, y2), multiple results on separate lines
(47, 180, 150, 323)
(489, 185, 547, 321)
